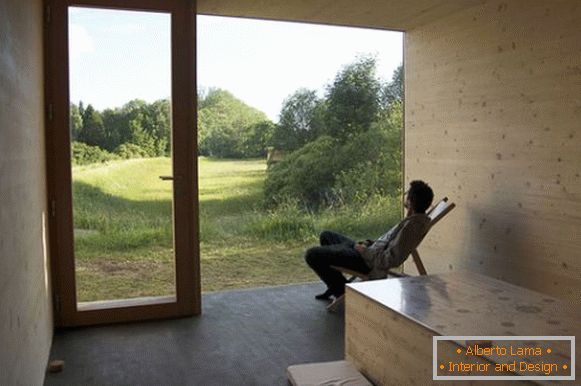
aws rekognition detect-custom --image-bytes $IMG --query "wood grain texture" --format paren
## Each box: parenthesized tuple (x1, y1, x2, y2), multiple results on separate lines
(197, 0, 481, 31)
(345, 288, 517, 385)
(347, 272, 579, 340)
(345, 273, 579, 384)
(404, 0, 581, 303)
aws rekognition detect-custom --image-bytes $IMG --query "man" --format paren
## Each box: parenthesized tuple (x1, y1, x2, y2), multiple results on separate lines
(305, 180, 434, 301)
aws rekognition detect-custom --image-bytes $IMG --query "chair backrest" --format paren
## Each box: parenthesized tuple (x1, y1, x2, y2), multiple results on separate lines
(408, 197, 455, 276)
(426, 197, 456, 229)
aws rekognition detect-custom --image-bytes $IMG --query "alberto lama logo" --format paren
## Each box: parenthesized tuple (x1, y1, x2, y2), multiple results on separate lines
(455, 343, 558, 375)
(434, 336, 574, 380)
(467, 343, 542, 357)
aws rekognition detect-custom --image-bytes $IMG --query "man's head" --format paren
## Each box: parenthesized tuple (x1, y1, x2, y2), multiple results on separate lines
(405, 180, 434, 214)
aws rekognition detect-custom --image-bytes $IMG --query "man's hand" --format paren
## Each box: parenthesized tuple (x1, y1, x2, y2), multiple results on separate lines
(354, 243, 367, 253)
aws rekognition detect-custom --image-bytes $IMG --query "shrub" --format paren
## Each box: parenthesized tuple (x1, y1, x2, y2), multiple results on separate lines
(245, 199, 316, 241)
(264, 136, 339, 208)
(317, 194, 401, 239)
(115, 143, 151, 159)
(333, 155, 400, 203)
(332, 122, 401, 203)
(71, 142, 118, 165)
(244, 194, 401, 243)
(264, 122, 401, 208)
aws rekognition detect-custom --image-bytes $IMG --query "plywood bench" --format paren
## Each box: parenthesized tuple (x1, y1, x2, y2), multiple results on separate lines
(345, 271, 579, 385)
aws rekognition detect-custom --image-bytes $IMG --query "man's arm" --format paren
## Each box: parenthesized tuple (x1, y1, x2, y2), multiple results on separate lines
(380, 221, 426, 270)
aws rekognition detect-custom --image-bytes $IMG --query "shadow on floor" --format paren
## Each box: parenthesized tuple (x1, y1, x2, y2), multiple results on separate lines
(45, 283, 344, 386)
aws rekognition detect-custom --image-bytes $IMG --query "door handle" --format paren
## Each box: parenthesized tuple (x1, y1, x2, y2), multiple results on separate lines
(159, 175, 182, 181)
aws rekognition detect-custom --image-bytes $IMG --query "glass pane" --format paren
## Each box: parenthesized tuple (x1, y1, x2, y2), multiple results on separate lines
(68, 7, 175, 305)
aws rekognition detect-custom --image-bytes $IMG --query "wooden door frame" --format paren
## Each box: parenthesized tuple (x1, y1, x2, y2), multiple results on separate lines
(44, 0, 200, 327)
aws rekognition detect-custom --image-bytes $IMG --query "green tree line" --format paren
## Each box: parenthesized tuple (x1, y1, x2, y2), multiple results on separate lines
(70, 90, 273, 164)
(71, 99, 171, 157)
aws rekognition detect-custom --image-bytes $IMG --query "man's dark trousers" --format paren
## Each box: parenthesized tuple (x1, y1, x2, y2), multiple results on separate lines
(305, 230, 371, 297)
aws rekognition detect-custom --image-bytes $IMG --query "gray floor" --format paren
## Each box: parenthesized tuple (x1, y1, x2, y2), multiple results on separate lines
(45, 283, 344, 386)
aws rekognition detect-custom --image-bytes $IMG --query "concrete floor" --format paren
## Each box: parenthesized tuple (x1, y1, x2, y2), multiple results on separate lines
(45, 283, 344, 386)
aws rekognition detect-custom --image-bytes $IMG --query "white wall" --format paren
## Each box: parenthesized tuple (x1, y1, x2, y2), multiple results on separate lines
(0, 0, 53, 384)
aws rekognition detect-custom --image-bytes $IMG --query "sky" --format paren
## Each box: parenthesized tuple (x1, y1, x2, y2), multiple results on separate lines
(69, 8, 402, 122)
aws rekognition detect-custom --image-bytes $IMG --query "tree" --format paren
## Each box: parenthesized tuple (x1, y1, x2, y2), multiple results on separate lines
(271, 89, 324, 151)
(381, 64, 403, 110)
(70, 103, 83, 141)
(138, 99, 171, 156)
(264, 57, 404, 208)
(197, 88, 270, 158)
(78, 104, 107, 148)
(323, 55, 381, 139)
(78, 101, 85, 119)
(72, 98, 172, 157)
(240, 120, 275, 157)
(102, 107, 129, 151)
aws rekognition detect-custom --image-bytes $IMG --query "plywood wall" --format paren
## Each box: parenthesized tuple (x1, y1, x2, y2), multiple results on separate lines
(0, 0, 53, 383)
(198, 0, 481, 31)
(404, 0, 581, 302)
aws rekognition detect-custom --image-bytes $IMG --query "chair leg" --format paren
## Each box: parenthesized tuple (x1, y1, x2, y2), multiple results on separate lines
(411, 249, 428, 276)
(326, 294, 345, 312)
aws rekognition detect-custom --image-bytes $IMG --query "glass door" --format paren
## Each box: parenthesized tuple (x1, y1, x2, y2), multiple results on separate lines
(45, 0, 199, 327)
(69, 6, 177, 309)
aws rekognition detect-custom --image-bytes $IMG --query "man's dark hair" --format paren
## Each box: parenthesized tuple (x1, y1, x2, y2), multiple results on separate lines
(408, 180, 434, 213)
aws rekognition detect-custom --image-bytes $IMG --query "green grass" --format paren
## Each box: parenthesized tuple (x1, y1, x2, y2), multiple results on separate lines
(73, 157, 400, 302)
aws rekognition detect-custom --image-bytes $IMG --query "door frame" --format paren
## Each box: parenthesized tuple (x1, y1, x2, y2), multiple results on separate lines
(44, 0, 200, 327)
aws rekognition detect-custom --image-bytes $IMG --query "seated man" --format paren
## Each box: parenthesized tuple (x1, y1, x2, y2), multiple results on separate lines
(305, 180, 434, 301)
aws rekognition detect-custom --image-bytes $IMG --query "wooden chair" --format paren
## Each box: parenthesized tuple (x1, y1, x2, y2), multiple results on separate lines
(327, 197, 456, 311)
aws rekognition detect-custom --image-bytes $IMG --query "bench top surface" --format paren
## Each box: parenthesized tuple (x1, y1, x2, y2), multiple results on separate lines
(346, 271, 579, 338)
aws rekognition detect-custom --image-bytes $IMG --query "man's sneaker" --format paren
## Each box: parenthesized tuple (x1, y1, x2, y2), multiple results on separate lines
(326, 294, 345, 312)
(315, 288, 333, 300)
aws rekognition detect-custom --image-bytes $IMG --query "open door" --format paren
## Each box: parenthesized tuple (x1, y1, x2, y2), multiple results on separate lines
(44, 0, 199, 327)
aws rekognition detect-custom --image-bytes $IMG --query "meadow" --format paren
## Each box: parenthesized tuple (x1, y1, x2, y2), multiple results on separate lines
(73, 157, 400, 302)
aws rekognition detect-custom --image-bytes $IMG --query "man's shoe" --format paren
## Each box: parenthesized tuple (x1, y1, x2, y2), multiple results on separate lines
(327, 294, 345, 312)
(315, 288, 333, 300)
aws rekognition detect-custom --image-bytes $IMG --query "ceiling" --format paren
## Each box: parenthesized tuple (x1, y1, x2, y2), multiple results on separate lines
(197, 0, 482, 31)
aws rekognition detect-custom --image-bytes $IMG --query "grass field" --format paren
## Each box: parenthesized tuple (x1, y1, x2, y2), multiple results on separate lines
(73, 157, 400, 302)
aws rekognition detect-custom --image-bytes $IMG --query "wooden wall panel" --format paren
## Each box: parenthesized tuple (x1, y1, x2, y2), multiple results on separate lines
(404, 0, 581, 302)
(0, 0, 53, 383)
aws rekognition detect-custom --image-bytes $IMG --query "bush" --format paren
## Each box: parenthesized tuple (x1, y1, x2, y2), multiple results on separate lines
(115, 143, 151, 159)
(317, 194, 401, 239)
(244, 194, 401, 243)
(264, 121, 401, 208)
(71, 142, 118, 165)
(245, 199, 316, 241)
(332, 120, 401, 203)
(264, 136, 339, 208)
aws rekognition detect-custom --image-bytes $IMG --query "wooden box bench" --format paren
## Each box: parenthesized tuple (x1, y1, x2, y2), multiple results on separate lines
(345, 271, 579, 385)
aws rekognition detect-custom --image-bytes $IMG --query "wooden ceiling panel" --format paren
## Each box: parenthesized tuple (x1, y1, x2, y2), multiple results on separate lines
(197, 0, 482, 31)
